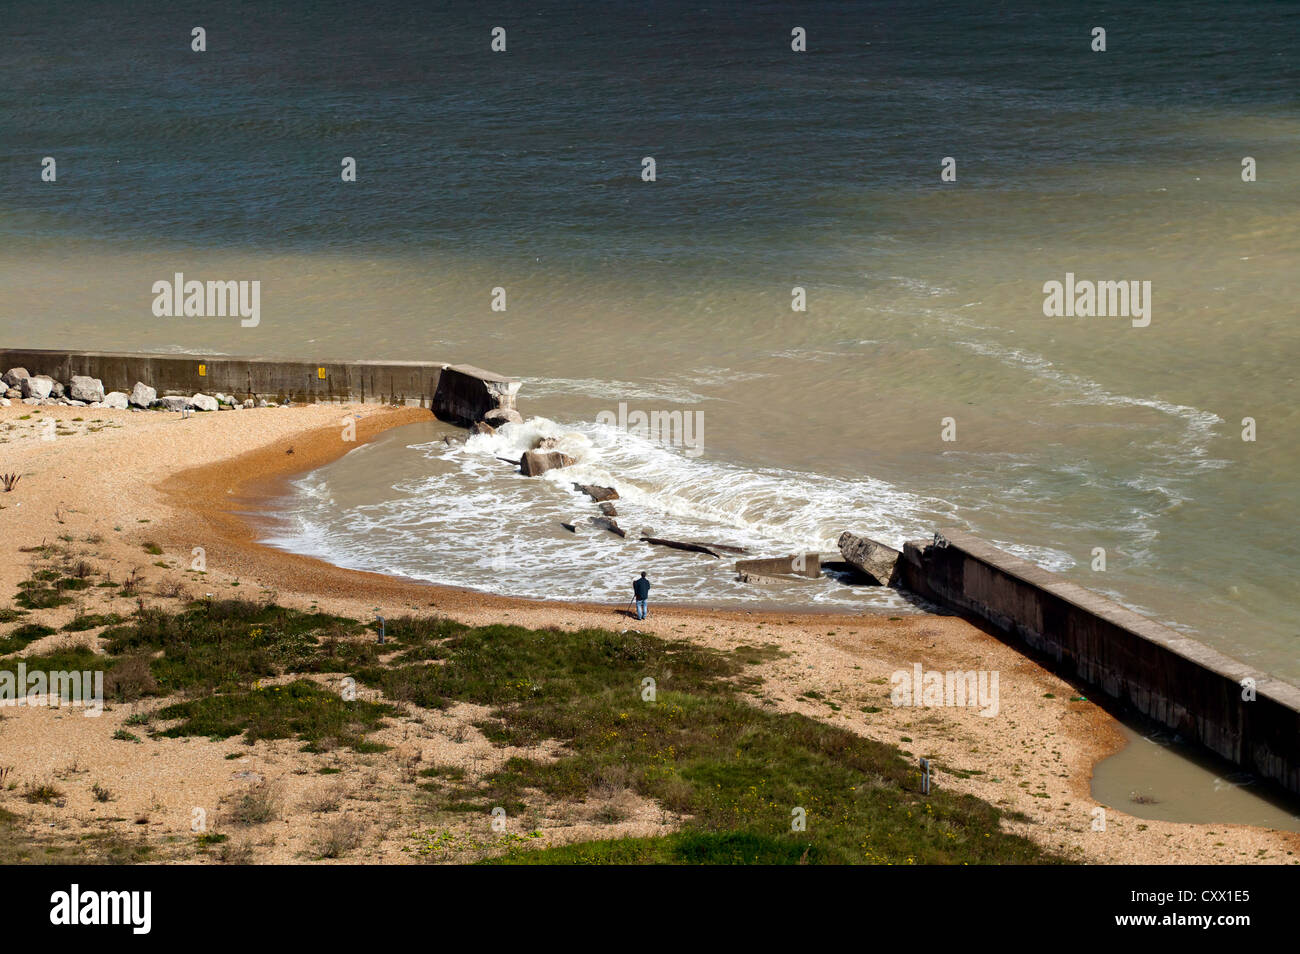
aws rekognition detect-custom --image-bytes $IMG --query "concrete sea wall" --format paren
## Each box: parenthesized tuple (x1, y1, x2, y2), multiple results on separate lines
(0, 348, 518, 422)
(899, 529, 1300, 797)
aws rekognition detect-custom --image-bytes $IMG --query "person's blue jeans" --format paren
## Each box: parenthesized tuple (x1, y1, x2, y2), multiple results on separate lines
(635, 599, 648, 620)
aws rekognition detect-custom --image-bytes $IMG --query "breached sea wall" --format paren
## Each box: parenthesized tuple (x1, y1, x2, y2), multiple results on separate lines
(0, 348, 517, 422)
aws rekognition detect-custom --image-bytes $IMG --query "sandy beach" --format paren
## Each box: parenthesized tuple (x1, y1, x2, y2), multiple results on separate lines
(0, 402, 1296, 864)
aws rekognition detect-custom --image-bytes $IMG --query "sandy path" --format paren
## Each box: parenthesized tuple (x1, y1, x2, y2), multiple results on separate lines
(0, 402, 1295, 864)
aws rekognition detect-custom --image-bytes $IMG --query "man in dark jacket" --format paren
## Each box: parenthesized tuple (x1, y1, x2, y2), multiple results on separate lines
(632, 572, 651, 620)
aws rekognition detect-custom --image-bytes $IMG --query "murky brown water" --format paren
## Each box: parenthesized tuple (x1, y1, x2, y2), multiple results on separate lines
(1092, 724, 1300, 832)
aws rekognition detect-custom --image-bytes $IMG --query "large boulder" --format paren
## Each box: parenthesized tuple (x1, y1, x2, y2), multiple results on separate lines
(3, 368, 29, 389)
(50, 380, 66, 399)
(68, 375, 105, 403)
(190, 393, 219, 412)
(129, 382, 157, 408)
(21, 375, 54, 400)
(153, 395, 189, 412)
(102, 391, 130, 409)
(519, 450, 575, 476)
(837, 531, 902, 586)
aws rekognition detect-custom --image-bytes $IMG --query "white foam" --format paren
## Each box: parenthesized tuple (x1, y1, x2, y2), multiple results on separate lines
(265, 410, 949, 607)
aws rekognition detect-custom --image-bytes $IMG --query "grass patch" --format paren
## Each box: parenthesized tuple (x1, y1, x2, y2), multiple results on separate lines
(23, 782, 63, 804)
(14, 587, 73, 610)
(364, 623, 1059, 865)
(195, 832, 228, 850)
(102, 601, 381, 692)
(486, 831, 817, 865)
(0, 808, 153, 864)
(0, 622, 56, 654)
(62, 612, 123, 632)
(0, 647, 103, 701)
(155, 680, 395, 751)
(4, 601, 1063, 865)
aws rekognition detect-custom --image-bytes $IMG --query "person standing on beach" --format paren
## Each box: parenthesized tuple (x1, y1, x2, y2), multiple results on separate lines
(633, 572, 651, 620)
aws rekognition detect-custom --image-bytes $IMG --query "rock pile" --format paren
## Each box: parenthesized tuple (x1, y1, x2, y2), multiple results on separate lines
(0, 367, 292, 411)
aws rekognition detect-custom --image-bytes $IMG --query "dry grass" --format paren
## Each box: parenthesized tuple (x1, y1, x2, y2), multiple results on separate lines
(228, 781, 282, 826)
(318, 814, 366, 859)
(300, 781, 350, 814)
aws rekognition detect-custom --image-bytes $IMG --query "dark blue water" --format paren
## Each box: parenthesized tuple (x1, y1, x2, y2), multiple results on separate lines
(3, 0, 1296, 270)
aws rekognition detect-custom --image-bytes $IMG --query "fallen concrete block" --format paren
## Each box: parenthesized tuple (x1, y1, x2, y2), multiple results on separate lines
(837, 531, 901, 586)
(737, 570, 821, 585)
(573, 483, 619, 502)
(432, 364, 520, 426)
(735, 553, 821, 579)
(591, 516, 626, 537)
(484, 407, 523, 427)
(640, 537, 720, 558)
(520, 450, 575, 476)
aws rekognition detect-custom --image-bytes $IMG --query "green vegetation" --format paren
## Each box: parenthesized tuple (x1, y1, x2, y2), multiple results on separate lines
(0, 593, 1060, 864)
(14, 586, 73, 610)
(356, 620, 1056, 864)
(157, 680, 393, 751)
(0, 622, 55, 654)
(0, 808, 153, 864)
(22, 782, 63, 804)
(484, 831, 816, 864)
(101, 600, 383, 692)
(62, 612, 122, 632)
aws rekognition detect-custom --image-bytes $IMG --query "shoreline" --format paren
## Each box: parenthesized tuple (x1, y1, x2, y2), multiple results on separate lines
(164, 409, 900, 622)
(1, 402, 1297, 863)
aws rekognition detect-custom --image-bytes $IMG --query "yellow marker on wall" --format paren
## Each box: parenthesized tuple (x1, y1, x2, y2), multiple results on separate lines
(318, 367, 326, 379)
(198, 364, 206, 376)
